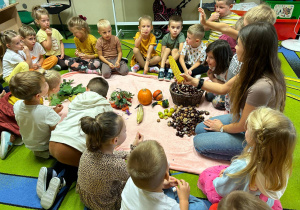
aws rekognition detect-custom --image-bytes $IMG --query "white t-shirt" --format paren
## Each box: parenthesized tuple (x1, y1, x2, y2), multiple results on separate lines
(180, 41, 207, 65)
(29, 42, 46, 64)
(121, 177, 180, 210)
(13, 100, 61, 151)
(2, 49, 26, 78)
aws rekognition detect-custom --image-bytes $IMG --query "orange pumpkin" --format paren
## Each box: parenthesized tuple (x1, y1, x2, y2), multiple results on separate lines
(153, 90, 163, 101)
(138, 89, 152, 105)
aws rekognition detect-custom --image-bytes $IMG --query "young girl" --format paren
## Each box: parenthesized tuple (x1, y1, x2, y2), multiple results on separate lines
(198, 107, 296, 209)
(1, 30, 31, 83)
(32, 5, 70, 70)
(205, 39, 233, 110)
(65, 16, 101, 74)
(76, 112, 143, 210)
(130, 15, 161, 74)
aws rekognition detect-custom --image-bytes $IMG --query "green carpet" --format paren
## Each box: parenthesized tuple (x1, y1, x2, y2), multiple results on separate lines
(0, 37, 299, 209)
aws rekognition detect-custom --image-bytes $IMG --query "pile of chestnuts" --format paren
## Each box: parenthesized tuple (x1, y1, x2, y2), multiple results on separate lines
(167, 105, 209, 138)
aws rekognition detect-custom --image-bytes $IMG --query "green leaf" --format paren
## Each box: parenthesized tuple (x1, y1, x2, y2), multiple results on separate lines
(50, 94, 62, 106)
(72, 84, 86, 95)
(58, 84, 73, 96)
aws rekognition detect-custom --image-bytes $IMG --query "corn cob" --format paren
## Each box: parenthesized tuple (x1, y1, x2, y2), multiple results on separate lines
(168, 56, 184, 83)
(137, 104, 144, 124)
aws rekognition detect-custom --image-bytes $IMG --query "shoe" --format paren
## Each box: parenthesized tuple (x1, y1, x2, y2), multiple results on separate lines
(0, 131, 14, 160)
(131, 64, 140, 73)
(158, 71, 165, 81)
(41, 177, 66, 209)
(53, 65, 61, 71)
(165, 71, 174, 82)
(149, 66, 159, 73)
(96, 69, 101, 75)
(37, 167, 56, 198)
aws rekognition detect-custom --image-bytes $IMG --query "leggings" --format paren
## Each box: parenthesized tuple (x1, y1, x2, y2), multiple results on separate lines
(65, 57, 101, 71)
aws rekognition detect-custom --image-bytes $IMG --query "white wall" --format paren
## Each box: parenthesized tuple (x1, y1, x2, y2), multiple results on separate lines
(16, 0, 261, 25)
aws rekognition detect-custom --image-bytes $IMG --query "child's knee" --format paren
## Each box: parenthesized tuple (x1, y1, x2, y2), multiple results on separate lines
(133, 47, 140, 54)
(102, 71, 111, 78)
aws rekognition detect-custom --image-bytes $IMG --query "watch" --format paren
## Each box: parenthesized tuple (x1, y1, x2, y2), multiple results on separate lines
(220, 126, 224, 132)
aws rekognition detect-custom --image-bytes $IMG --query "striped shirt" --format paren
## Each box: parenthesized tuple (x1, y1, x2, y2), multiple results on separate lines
(208, 12, 240, 43)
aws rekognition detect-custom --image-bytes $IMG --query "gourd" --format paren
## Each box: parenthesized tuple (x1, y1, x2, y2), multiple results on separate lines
(138, 89, 152, 105)
(153, 90, 163, 101)
(152, 99, 169, 108)
(136, 104, 144, 124)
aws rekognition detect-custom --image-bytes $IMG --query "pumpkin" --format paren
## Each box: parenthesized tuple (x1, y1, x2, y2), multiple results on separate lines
(153, 90, 163, 101)
(138, 89, 152, 105)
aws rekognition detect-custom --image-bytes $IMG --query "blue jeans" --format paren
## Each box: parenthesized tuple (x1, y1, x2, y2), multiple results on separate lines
(193, 114, 245, 161)
(164, 188, 210, 210)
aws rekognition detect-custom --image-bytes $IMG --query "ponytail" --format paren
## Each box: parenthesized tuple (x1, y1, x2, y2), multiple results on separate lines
(80, 112, 124, 152)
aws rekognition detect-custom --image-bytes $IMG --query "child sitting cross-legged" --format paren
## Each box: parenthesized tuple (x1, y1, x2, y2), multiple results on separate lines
(158, 15, 185, 81)
(130, 15, 161, 74)
(65, 16, 101, 74)
(121, 140, 209, 210)
(9, 71, 61, 159)
(178, 24, 208, 78)
(95, 19, 129, 78)
(198, 107, 297, 209)
(19, 25, 58, 71)
(77, 112, 143, 209)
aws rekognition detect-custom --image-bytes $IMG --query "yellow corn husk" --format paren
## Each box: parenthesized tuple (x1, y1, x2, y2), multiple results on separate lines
(137, 104, 144, 124)
(168, 56, 184, 83)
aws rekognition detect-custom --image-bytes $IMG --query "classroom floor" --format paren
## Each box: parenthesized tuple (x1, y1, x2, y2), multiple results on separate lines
(0, 25, 300, 210)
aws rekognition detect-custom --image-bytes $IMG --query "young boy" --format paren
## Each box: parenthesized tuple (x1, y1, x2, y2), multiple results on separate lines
(8, 71, 61, 159)
(121, 140, 209, 210)
(205, 0, 240, 43)
(36, 77, 113, 209)
(95, 19, 129, 78)
(19, 25, 58, 70)
(178, 24, 208, 78)
(159, 15, 185, 81)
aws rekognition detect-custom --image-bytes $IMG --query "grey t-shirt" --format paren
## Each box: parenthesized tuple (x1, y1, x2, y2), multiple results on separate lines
(161, 32, 185, 50)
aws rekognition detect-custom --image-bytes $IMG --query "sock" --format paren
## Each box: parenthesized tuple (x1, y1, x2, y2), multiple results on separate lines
(168, 68, 173, 73)
(149, 66, 159, 73)
(52, 169, 58, 177)
(86, 69, 98, 74)
(159, 68, 165, 72)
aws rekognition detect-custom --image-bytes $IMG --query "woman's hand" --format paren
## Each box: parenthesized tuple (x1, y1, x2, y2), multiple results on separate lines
(132, 132, 144, 146)
(180, 73, 199, 87)
(198, 8, 207, 25)
(203, 119, 223, 132)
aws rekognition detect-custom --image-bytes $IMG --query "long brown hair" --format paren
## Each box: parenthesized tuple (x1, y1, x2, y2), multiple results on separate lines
(229, 22, 286, 121)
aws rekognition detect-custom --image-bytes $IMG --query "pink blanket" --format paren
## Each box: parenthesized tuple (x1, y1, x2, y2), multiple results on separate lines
(54, 72, 229, 174)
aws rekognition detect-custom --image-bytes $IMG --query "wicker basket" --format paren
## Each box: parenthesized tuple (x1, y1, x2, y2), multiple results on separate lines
(169, 82, 204, 106)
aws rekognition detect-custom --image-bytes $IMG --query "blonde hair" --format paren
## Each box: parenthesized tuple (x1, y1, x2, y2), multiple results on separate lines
(244, 4, 276, 25)
(127, 140, 168, 191)
(0, 30, 18, 57)
(19, 25, 36, 38)
(9, 71, 45, 101)
(32, 5, 49, 21)
(80, 112, 124, 152)
(218, 191, 271, 210)
(97, 19, 111, 31)
(138, 15, 152, 26)
(67, 16, 90, 34)
(229, 107, 296, 191)
(216, 0, 234, 6)
(234, 17, 244, 31)
(187, 24, 205, 39)
(42, 70, 61, 90)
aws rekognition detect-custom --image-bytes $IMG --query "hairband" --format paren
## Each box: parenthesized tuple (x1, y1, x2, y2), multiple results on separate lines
(79, 15, 87, 21)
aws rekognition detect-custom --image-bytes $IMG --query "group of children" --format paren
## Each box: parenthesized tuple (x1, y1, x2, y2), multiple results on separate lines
(0, 1, 298, 210)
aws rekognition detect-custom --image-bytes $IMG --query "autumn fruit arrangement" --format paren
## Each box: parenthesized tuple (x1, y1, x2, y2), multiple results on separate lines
(50, 79, 86, 106)
(166, 105, 210, 138)
(110, 89, 134, 113)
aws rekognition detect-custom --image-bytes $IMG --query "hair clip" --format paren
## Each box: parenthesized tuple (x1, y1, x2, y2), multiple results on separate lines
(79, 15, 87, 21)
